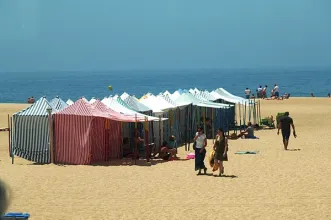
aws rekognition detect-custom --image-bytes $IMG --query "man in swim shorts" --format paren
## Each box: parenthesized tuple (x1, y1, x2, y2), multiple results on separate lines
(277, 112, 297, 150)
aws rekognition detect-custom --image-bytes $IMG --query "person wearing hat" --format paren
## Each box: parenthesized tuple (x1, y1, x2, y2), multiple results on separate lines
(277, 112, 297, 150)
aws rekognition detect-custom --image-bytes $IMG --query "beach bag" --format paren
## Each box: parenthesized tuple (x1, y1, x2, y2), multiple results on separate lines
(193, 141, 197, 150)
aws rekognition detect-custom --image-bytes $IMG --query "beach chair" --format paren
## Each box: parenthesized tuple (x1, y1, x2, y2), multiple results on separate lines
(276, 112, 285, 127)
(1, 213, 30, 220)
(260, 118, 275, 129)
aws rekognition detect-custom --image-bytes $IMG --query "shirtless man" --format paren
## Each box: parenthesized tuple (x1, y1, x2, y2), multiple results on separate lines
(277, 112, 297, 150)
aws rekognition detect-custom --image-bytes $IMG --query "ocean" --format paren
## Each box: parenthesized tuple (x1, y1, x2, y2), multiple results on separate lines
(1, 68, 330, 103)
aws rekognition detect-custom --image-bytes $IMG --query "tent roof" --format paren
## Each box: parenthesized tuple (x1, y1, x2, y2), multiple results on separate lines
(175, 93, 229, 109)
(139, 95, 176, 111)
(89, 98, 97, 104)
(123, 96, 152, 112)
(66, 99, 74, 105)
(14, 97, 55, 116)
(50, 96, 68, 111)
(92, 100, 143, 122)
(102, 98, 167, 121)
(55, 98, 110, 117)
(214, 88, 247, 104)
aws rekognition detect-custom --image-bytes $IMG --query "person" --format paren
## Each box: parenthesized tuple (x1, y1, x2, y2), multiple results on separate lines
(213, 128, 228, 176)
(328, 93, 330, 98)
(0, 179, 10, 216)
(262, 85, 268, 99)
(257, 85, 262, 98)
(277, 112, 297, 150)
(244, 88, 251, 99)
(194, 127, 207, 175)
(159, 139, 177, 161)
(311, 93, 315, 97)
(273, 84, 279, 99)
(237, 122, 256, 139)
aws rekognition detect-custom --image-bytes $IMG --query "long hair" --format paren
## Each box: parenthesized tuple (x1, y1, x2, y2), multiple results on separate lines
(218, 128, 225, 137)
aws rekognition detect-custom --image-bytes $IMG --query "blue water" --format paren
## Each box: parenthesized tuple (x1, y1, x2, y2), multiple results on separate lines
(1, 68, 331, 103)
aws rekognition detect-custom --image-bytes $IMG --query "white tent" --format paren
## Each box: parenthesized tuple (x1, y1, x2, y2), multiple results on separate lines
(89, 97, 97, 104)
(66, 99, 74, 105)
(139, 95, 175, 111)
(120, 92, 130, 100)
(213, 88, 247, 104)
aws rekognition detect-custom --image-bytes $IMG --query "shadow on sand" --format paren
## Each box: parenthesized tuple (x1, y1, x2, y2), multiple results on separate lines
(26, 158, 190, 167)
(287, 149, 301, 151)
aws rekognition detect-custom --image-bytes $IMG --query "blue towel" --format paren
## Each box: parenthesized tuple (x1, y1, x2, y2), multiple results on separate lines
(235, 151, 258, 154)
(2, 212, 30, 219)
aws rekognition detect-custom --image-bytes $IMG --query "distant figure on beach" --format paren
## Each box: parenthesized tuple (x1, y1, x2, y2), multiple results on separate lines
(262, 85, 268, 99)
(277, 112, 297, 150)
(244, 88, 251, 99)
(273, 84, 279, 99)
(257, 86, 262, 98)
(311, 93, 315, 97)
(27, 96, 35, 104)
(194, 127, 207, 175)
(328, 93, 330, 98)
(213, 128, 228, 177)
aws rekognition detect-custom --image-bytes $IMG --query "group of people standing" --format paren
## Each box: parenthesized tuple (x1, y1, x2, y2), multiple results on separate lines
(244, 84, 280, 99)
(193, 127, 228, 177)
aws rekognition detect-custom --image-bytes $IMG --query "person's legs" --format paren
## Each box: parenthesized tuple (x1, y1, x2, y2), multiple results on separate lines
(201, 149, 207, 174)
(219, 161, 224, 176)
(282, 131, 291, 150)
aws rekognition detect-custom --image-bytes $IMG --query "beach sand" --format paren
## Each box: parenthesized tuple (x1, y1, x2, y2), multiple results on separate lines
(1, 98, 331, 220)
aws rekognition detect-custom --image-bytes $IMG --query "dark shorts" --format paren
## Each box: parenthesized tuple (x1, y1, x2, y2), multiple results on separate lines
(282, 130, 290, 141)
(275, 92, 279, 97)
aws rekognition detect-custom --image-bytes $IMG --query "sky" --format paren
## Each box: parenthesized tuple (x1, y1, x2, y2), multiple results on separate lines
(0, 0, 330, 72)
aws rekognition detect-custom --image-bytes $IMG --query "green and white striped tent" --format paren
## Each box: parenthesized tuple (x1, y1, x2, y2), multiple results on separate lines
(11, 97, 55, 164)
(50, 96, 68, 111)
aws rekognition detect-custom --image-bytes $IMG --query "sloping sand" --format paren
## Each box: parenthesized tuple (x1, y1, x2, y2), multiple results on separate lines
(1, 99, 331, 220)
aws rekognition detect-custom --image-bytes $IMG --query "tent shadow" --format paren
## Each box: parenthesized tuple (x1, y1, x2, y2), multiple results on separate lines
(287, 149, 301, 151)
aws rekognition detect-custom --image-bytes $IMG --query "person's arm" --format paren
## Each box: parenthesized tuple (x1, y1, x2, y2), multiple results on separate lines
(223, 138, 228, 155)
(277, 121, 282, 134)
(193, 132, 199, 141)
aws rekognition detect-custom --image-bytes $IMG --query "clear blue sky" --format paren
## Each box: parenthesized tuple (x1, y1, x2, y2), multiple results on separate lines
(0, 0, 330, 72)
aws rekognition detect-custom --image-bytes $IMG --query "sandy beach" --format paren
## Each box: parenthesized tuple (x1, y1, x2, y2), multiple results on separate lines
(1, 98, 331, 220)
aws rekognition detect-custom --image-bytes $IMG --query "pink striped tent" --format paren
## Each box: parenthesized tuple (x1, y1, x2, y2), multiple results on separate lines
(53, 99, 139, 165)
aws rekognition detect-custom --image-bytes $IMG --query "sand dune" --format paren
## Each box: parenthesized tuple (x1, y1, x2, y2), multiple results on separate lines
(1, 98, 331, 220)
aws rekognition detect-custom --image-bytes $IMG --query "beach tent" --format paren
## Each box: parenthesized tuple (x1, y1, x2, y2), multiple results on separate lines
(139, 95, 176, 111)
(53, 99, 123, 165)
(213, 88, 247, 104)
(170, 90, 181, 101)
(120, 92, 130, 100)
(66, 99, 74, 105)
(89, 97, 97, 104)
(11, 97, 55, 164)
(199, 90, 219, 102)
(50, 96, 68, 111)
(163, 90, 172, 97)
(123, 95, 153, 114)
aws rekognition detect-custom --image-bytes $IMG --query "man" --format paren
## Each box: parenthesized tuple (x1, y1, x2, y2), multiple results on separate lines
(262, 85, 268, 99)
(257, 86, 262, 98)
(277, 112, 297, 150)
(244, 88, 251, 99)
(273, 84, 279, 99)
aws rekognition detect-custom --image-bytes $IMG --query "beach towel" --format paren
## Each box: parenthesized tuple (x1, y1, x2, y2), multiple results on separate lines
(186, 152, 195, 159)
(208, 150, 220, 171)
(235, 151, 259, 154)
(2, 212, 30, 219)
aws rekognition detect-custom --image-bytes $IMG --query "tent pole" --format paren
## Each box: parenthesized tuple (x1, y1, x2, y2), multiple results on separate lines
(212, 108, 215, 144)
(159, 115, 161, 154)
(134, 114, 138, 165)
(47, 108, 54, 164)
(11, 116, 14, 164)
(7, 114, 10, 157)
(144, 116, 149, 163)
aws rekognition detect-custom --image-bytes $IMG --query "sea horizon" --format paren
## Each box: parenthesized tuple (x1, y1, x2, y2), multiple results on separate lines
(2, 67, 331, 103)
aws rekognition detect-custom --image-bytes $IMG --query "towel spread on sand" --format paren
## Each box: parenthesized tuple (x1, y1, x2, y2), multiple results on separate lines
(235, 151, 259, 154)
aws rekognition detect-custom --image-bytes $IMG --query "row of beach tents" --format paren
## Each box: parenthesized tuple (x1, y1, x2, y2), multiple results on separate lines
(9, 88, 260, 165)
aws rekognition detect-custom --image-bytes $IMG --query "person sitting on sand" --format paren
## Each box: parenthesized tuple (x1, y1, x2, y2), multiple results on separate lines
(237, 122, 256, 139)
(122, 137, 138, 159)
(159, 139, 177, 160)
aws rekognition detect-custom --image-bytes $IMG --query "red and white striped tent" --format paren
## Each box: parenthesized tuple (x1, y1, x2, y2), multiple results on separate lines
(53, 98, 141, 165)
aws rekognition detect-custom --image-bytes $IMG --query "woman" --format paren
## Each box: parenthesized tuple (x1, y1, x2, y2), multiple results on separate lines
(213, 128, 228, 176)
(194, 127, 207, 175)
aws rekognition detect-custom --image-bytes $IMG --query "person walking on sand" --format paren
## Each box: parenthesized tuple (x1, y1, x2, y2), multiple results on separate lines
(194, 127, 207, 175)
(277, 112, 297, 150)
(213, 128, 228, 177)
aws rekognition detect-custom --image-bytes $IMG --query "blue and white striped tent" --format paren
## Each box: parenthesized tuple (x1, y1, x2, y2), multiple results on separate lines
(11, 97, 55, 164)
(49, 96, 68, 111)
